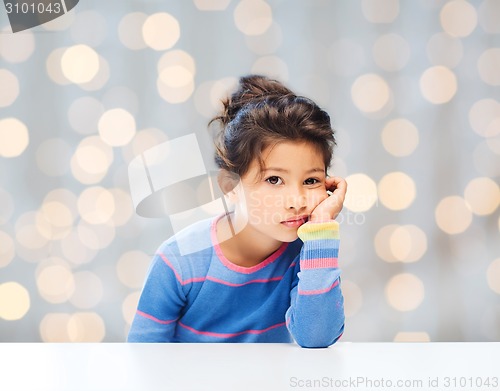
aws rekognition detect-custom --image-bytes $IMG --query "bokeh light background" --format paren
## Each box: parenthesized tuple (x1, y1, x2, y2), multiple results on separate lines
(1, 0, 499, 342)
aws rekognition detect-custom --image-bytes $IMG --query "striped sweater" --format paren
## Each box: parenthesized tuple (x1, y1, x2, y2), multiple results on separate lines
(127, 214, 344, 348)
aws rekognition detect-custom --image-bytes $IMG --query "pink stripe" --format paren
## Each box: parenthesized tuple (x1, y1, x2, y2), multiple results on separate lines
(181, 277, 206, 285)
(298, 280, 339, 296)
(154, 262, 284, 287)
(206, 276, 282, 287)
(178, 321, 286, 338)
(137, 310, 177, 325)
(158, 253, 183, 284)
(300, 257, 338, 269)
(211, 214, 289, 274)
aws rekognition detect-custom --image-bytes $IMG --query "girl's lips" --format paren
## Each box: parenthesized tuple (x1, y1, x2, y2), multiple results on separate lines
(281, 216, 308, 228)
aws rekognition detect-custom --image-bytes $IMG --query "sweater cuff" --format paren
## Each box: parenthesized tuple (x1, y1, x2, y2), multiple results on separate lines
(297, 221, 340, 241)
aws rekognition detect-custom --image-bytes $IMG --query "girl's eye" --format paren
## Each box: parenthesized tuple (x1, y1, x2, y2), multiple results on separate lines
(304, 178, 320, 185)
(266, 176, 283, 185)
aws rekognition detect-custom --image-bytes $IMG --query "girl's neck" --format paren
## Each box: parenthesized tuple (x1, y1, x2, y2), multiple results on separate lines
(215, 213, 282, 268)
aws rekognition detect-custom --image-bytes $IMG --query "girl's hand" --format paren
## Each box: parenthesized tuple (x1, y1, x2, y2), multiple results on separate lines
(309, 176, 347, 223)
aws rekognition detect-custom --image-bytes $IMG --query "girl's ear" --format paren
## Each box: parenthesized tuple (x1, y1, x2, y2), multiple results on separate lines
(217, 170, 241, 202)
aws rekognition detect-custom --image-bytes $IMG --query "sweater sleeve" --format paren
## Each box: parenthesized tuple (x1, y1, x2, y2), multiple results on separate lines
(127, 250, 186, 342)
(285, 221, 345, 348)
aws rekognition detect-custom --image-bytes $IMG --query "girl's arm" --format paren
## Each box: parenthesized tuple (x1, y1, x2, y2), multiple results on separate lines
(127, 251, 186, 342)
(285, 220, 344, 348)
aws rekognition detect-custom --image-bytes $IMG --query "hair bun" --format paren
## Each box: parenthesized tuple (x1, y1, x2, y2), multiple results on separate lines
(219, 75, 294, 126)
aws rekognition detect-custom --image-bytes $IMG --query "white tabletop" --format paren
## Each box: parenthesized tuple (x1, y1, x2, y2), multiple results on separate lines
(0, 343, 499, 391)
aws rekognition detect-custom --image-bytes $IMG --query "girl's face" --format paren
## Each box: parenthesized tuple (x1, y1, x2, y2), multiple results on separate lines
(233, 141, 329, 243)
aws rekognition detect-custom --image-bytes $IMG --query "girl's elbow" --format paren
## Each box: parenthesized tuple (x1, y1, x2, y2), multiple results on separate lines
(294, 324, 345, 349)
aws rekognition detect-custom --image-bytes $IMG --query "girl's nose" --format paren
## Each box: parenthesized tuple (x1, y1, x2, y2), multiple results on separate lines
(286, 189, 307, 210)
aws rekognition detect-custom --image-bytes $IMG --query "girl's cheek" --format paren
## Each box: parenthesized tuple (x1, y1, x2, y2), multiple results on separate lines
(309, 191, 328, 208)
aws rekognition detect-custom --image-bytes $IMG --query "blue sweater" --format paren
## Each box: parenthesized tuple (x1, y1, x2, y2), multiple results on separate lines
(127, 215, 344, 348)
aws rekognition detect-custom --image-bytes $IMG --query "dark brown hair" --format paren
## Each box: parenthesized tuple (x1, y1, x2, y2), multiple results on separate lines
(210, 75, 336, 178)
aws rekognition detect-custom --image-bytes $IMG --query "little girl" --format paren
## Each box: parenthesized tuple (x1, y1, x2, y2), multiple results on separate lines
(128, 75, 347, 348)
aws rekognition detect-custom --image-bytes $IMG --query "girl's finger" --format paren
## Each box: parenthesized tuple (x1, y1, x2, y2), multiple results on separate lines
(326, 176, 347, 195)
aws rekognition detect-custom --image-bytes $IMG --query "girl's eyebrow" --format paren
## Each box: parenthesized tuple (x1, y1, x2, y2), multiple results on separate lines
(262, 167, 325, 174)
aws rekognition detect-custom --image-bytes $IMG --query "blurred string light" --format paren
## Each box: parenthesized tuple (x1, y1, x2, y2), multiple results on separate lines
(343, 173, 378, 213)
(394, 332, 430, 342)
(70, 136, 114, 184)
(378, 172, 416, 211)
(0, 69, 19, 107)
(251, 55, 288, 81)
(36, 258, 75, 304)
(486, 137, 500, 156)
(193, 78, 237, 119)
(0, 118, 29, 158)
(67, 312, 106, 342)
(46, 48, 70, 85)
(477, 48, 500, 86)
(419, 66, 457, 104)
(463, 177, 500, 216)
(98, 108, 136, 147)
(157, 50, 196, 103)
(142, 13, 180, 51)
(361, 0, 399, 24)
(381, 119, 419, 157)
(0, 282, 30, 321)
(233, 0, 272, 36)
(194, 0, 231, 11)
(38, 200, 74, 240)
(351, 73, 390, 114)
(40, 312, 106, 342)
(375, 225, 427, 263)
(46, 45, 109, 90)
(116, 251, 150, 289)
(435, 196, 473, 235)
(469, 99, 500, 138)
(77, 187, 115, 225)
(15, 212, 49, 254)
(385, 273, 425, 312)
(39, 313, 72, 342)
(439, 0, 477, 38)
(61, 45, 100, 84)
